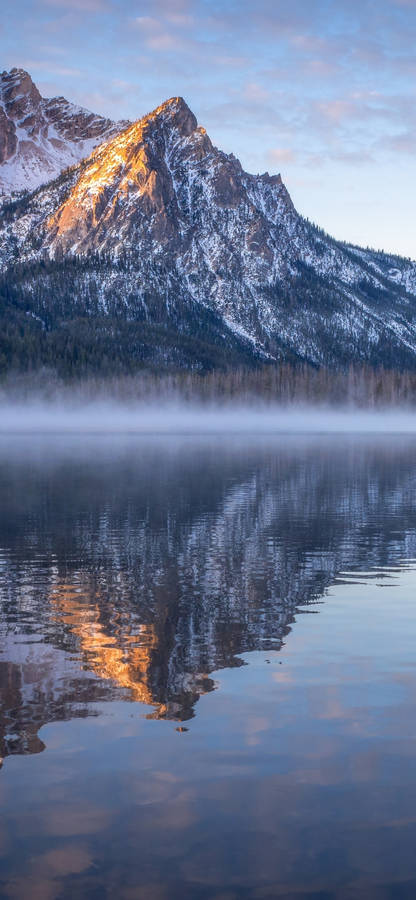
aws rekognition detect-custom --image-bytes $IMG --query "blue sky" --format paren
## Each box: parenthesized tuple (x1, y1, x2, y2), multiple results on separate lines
(2, 0, 415, 257)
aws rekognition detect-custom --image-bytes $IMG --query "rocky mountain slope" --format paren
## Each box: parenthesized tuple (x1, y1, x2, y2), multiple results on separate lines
(0, 68, 128, 193)
(0, 70, 415, 374)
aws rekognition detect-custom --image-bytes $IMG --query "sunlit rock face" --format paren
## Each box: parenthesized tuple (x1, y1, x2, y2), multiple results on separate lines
(1, 73, 416, 369)
(0, 68, 128, 193)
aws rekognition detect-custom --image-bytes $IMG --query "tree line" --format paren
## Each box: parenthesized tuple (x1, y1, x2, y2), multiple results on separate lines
(4, 363, 416, 408)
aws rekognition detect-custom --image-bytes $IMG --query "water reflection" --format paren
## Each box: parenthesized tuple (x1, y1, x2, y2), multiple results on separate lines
(1, 436, 416, 764)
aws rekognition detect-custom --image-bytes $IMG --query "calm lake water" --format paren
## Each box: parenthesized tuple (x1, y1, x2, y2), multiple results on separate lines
(1, 435, 416, 899)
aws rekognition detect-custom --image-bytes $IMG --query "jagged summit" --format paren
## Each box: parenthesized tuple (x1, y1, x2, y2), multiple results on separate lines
(0, 67, 41, 109)
(1, 67, 31, 76)
(0, 67, 129, 193)
(147, 96, 197, 134)
(36, 90, 293, 269)
(0, 71, 196, 196)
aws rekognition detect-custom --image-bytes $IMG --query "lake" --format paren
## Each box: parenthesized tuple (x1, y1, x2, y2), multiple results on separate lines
(1, 434, 416, 899)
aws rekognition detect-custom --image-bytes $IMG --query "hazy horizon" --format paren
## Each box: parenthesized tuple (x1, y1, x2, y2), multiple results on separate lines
(2, 399, 416, 435)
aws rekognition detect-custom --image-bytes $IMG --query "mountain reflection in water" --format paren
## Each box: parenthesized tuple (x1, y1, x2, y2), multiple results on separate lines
(1, 435, 416, 765)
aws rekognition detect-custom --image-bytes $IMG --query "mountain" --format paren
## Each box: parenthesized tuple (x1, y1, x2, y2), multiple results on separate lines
(0, 67, 128, 193)
(0, 69, 416, 376)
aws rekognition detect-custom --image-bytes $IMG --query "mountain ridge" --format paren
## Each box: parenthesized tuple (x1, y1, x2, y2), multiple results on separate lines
(0, 68, 415, 376)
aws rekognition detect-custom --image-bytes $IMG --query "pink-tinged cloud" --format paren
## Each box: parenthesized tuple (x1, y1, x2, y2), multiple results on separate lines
(317, 100, 356, 123)
(384, 131, 416, 153)
(268, 147, 297, 164)
(134, 15, 185, 52)
(135, 16, 160, 31)
(146, 33, 179, 50)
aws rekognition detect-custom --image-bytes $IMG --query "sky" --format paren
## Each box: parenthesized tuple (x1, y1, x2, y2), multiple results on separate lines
(2, 0, 415, 258)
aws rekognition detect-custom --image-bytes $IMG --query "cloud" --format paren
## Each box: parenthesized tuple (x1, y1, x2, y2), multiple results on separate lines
(18, 59, 82, 77)
(213, 55, 248, 68)
(381, 130, 416, 153)
(317, 99, 357, 123)
(268, 147, 297, 164)
(244, 82, 270, 102)
(42, 0, 108, 8)
(135, 16, 159, 30)
(147, 33, 179, 50)
(134, 14, 186, 52)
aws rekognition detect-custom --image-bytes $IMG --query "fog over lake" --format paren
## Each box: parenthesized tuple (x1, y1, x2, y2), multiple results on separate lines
(2, 400, 416, 433)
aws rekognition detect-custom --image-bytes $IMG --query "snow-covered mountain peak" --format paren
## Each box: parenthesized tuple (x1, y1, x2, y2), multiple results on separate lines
(1, 79, 416, 374)
(38, 94, 294, 261)
(0, 67, 42, 116)
(0, 67, 129, 194)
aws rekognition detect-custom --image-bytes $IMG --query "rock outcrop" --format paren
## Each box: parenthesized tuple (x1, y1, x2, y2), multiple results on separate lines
(0, 67, 129, 192)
